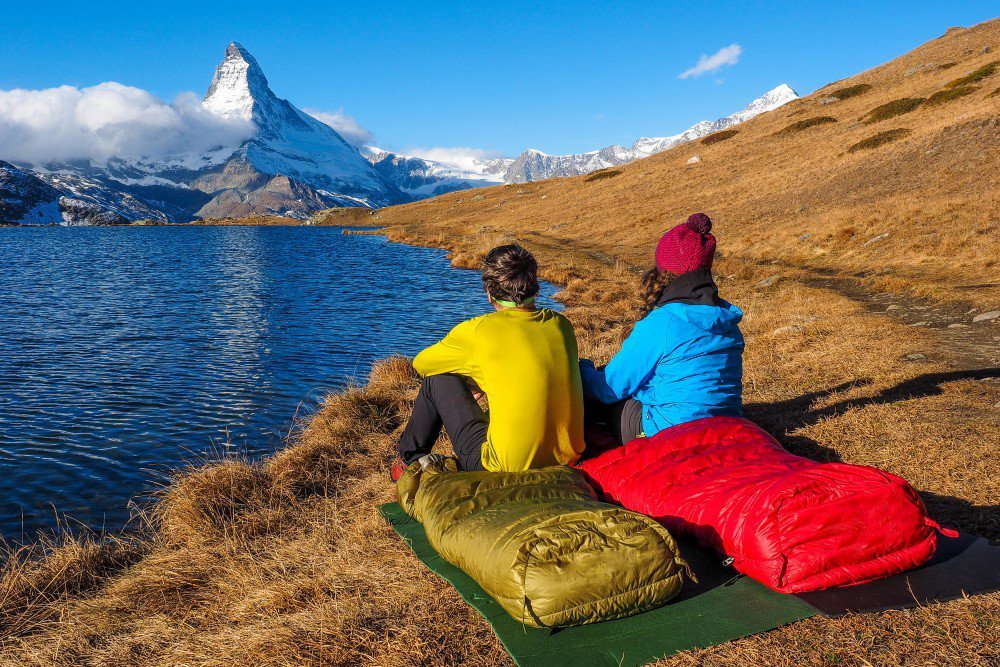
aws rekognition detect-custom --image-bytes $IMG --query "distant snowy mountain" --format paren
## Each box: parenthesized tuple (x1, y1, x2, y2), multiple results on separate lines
(499, 84, 798, 183)
(2, 43, 406, 225)
(0, 161, 62, 225)
(363, 148, 510, 197)
(631, 84, 798, 157)
(503, 145, 633, 184)
(0, 161, 130, 225)
(0, 42, 797, 225)
(197, 43, 402, 214)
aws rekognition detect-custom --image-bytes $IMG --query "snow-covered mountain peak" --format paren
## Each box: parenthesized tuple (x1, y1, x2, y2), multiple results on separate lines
(725, 84, 799, 124)
(630, 84, 798, 158)
(203, 42, 272, 122)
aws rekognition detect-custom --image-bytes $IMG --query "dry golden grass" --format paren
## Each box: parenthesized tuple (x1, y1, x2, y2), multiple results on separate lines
(1, 17, 999, 667)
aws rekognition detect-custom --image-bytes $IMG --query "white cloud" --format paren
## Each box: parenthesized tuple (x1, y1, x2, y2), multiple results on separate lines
(678, 44, 743, 79)
(304, 108, 375, 147)
(0, 83, 254, 164)
(403, 146, 506, 170)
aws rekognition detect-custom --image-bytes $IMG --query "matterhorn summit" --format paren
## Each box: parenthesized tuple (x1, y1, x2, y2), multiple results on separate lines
(193, 42, 403, 215)
(203, 42, 267, 122)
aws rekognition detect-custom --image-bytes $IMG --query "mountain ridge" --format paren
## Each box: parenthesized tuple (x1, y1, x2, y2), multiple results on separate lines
(368, 84, 797, 190)
(1, 45, 797, 224)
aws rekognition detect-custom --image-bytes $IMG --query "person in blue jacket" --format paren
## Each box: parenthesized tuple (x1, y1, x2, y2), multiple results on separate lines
(580, 213, 743, 444)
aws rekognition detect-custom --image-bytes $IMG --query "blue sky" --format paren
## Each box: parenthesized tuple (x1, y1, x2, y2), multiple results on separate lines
(2, 1, 997, 158)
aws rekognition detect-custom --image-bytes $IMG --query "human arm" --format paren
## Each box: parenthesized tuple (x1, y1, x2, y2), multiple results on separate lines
(412, 316, 482, 377)
(579, 321, 662, 403)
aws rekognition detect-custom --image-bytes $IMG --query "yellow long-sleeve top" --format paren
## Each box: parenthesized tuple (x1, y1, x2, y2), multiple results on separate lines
(412, 308, 585, 471)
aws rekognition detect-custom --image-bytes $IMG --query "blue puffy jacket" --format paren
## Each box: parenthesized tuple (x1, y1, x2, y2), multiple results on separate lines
(580, 273, 744, 437)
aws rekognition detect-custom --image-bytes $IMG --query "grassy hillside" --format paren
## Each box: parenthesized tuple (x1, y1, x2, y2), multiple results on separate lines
(345, 20, 999, 305)
(1, 19, 998, 667)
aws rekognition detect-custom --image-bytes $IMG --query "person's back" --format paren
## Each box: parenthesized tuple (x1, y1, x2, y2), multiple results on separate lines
(394, 243, 584, 479)
(620, 295, 743, 433)
(580, 213, 744, 443)
(455, 308, 583, 470)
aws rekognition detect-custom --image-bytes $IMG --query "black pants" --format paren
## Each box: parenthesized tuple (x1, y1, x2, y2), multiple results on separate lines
(583, 397, 644, 454)
(398, 374, 487, 472)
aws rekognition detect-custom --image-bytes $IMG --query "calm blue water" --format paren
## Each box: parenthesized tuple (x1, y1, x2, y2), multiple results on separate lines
(0, 226, 558, 541)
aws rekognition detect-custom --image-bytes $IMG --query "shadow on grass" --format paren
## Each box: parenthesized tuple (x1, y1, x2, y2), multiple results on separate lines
(746, 367, 1000, 540)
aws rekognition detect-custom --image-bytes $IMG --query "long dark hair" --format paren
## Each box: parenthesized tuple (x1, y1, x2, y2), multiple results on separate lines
(620, 266, 674, 340)
(637, 266, 675, 319)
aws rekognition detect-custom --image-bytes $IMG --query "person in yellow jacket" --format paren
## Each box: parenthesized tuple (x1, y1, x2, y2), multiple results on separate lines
(390, 244, 585, 479)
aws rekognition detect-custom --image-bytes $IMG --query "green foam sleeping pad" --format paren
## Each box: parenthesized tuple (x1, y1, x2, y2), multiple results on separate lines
(396, 458, 689, 628)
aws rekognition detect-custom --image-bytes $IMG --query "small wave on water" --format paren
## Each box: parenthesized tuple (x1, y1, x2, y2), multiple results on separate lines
(0, 225, 560, 541)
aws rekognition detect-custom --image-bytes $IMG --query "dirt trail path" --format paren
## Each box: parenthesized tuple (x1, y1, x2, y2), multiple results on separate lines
(798, 270, 1000, 372)
(519, 227, 999, 373)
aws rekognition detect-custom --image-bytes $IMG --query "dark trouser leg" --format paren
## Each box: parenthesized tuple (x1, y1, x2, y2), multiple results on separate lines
(612, 398, 644, 444)
(397, 374, 488, 471)
(583, 397, 644, 454)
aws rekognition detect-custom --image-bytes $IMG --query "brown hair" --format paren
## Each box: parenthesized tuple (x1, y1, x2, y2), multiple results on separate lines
(482, 244, 539, 305)
(621, 266, 675, 340)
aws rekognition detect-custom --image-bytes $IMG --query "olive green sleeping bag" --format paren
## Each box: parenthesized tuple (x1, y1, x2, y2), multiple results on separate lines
(396, 457, 689, 628)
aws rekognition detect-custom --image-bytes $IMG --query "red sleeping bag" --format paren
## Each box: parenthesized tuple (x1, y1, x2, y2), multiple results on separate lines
(580, 416, 950, 593)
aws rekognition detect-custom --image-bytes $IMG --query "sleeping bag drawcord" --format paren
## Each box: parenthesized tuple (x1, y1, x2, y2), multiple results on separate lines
(924, 517, 959, 539)
(677, 555, 698, 584)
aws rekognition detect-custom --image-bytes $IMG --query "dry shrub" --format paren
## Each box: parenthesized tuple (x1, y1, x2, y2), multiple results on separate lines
(585, 169, 622, 182)
(945, 60, 998, 87)
(701, 129, 739, 145)
(778, 116, 838, 134)
(827, 83, 872, 100)
(366, 354, 421, 397)
(864, 98, 924, 123)
(925, 85, 979, 105)
(154, 459, 279, 545)
(0, 536, 144, 637)
(268, 381, 407, 498)
(848, 128, 913, 152)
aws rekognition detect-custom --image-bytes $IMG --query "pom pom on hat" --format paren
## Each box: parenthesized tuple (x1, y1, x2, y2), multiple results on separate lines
(685, 212, 712, 234)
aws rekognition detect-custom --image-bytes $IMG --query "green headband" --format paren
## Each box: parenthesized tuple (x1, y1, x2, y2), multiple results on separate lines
(493, 296, 536, 308)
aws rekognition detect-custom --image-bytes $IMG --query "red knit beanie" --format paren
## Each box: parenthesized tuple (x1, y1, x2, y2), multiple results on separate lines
(654, 213, 717, 275)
